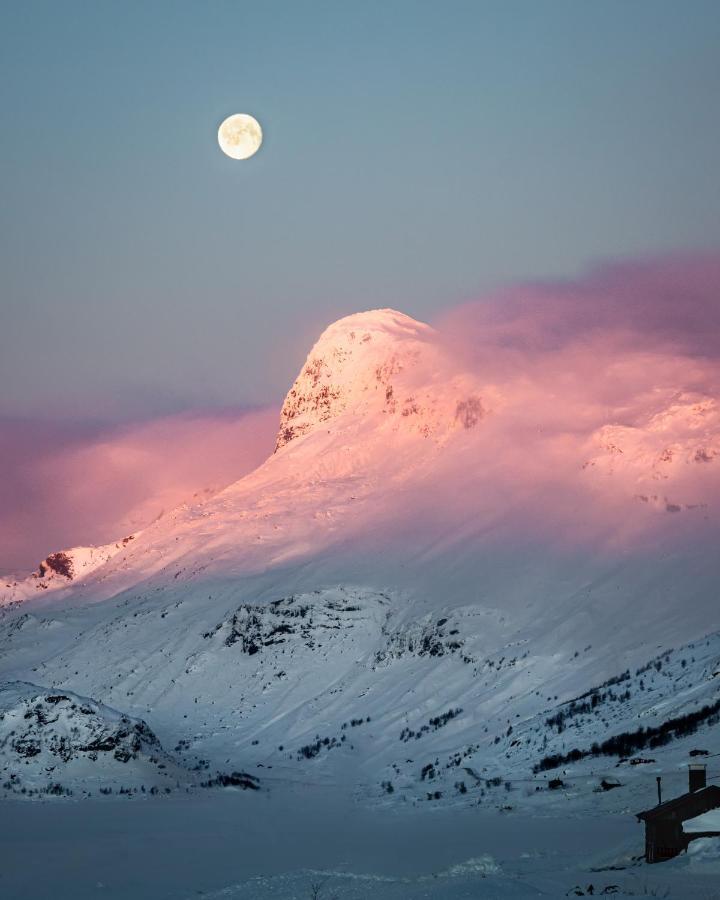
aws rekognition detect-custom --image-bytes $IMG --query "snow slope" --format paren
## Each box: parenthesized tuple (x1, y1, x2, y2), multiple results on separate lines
(0, 308, 718, 810)
(2, 536, 138, 605)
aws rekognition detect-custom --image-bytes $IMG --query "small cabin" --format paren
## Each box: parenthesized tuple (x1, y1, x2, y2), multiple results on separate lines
(636, 765, 720, 863)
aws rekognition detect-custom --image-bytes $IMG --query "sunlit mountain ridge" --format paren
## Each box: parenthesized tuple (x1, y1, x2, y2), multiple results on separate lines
(1, 304, 718, 812)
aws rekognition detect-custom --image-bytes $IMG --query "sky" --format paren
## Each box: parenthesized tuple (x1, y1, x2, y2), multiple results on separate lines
(2, 0, 720, 423)
(1, 1, 720, 572)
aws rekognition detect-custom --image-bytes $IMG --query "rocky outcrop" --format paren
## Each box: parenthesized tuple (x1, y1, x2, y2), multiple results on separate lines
(0, 682, 179, 797)
(2, 536, 137, 607)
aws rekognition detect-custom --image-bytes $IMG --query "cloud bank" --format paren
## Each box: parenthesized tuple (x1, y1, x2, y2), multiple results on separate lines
(0, 408, 278, 574)
(425, 254, 720, 551)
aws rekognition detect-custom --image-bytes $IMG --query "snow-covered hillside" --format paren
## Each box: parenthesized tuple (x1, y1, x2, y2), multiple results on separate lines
(2, 537, 138, 605)
(0, 308, 718, 809)
(0, 682, 183, 797)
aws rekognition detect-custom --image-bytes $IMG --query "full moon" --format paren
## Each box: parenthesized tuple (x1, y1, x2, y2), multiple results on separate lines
(217, 113, 263, 160)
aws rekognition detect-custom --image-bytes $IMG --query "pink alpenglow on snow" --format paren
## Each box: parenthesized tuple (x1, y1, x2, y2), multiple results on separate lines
(268, 256, 720, 554)
(2, 255, 719, 598)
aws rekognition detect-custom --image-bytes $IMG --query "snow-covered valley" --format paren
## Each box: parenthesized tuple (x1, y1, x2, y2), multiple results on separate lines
(2, 307, 720, 898)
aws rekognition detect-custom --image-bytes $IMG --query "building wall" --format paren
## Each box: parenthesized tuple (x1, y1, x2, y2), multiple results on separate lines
(646, 816, 684, 863)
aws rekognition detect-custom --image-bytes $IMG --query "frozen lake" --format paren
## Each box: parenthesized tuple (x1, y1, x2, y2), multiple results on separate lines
(1, 784, 651, 899)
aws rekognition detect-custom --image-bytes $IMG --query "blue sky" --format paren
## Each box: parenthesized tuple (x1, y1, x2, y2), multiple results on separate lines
(2, 0, 719, 421)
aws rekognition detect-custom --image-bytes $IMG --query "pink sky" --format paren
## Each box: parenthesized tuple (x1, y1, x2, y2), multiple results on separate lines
(0, 408, 278, 574)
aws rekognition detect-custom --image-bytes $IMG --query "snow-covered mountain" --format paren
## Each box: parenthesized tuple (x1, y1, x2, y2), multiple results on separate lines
(1, 308, 718, 804)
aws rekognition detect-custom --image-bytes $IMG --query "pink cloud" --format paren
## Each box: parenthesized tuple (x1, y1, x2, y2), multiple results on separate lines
(0, 408, 278, 575)
(425, 254, 720, 551)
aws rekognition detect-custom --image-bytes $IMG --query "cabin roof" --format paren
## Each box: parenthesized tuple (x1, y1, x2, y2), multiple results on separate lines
(636, 785, 720, 821)
(684, 808, 720, 834)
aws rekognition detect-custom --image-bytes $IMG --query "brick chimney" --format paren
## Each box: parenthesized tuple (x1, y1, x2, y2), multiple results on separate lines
(689, 763, 707, 793)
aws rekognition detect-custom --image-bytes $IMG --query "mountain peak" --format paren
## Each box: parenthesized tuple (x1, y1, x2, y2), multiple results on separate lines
(318, 307, 432, 337)
(274, 309, 437, 451)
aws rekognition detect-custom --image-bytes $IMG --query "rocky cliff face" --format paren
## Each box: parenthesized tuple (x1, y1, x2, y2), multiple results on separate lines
(274, 308, 486, 451)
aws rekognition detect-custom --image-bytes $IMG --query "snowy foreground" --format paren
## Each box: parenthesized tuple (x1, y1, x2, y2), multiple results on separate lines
(2, 783, 719, 900)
